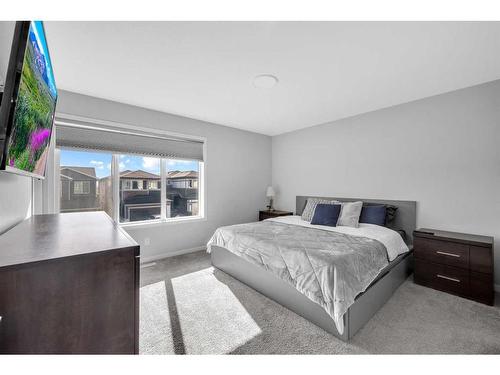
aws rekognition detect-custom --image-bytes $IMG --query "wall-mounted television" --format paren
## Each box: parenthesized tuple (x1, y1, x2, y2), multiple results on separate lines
(0, 21, 57, 179)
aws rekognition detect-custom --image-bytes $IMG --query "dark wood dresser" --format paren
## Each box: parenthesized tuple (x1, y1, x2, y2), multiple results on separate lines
(413, 228, 494, 305)
(259, 209, 293, 221)
(0, 212, 140, 354)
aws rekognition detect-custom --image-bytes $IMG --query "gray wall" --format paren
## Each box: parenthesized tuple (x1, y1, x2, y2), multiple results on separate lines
(272, 80, 500, 286)
(0, 21, 272, 253)
(0, 173, 32, 233)
(0, 21, 33, 234)
(0, 21, 14, 78)
(1, 20, 499, 284)
(56, 90, 272, 260)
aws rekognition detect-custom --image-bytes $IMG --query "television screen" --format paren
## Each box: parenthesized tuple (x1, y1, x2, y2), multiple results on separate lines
(1, 21, 57, 178)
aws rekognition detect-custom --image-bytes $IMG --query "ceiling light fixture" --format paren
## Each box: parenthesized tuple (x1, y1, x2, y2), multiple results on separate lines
(253, 74, 279, 89)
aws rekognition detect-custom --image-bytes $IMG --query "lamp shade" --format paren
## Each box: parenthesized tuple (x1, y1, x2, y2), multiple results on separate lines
(266, 186, 276, 197)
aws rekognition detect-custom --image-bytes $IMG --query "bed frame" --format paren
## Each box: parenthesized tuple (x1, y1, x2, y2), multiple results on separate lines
(211, 196, 417, 340)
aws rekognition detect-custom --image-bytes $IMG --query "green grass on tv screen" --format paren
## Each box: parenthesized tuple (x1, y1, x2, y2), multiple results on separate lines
(7, 21, 56, 176)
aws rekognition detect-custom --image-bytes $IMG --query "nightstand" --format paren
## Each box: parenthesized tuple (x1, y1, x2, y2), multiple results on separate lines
(413, 228, 494, 305)
(259, 210, 293, 221)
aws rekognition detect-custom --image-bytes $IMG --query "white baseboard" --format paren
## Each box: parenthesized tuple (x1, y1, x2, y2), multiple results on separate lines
(140, 246, 206, 263)
(495, 284, 500, 293)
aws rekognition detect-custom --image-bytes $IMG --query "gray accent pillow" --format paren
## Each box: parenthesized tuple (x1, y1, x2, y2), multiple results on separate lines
(301, 198, 340, 222)
(337, 201, 363, 228)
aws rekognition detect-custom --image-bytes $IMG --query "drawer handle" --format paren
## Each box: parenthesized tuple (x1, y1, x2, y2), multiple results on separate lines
(436, 274, 461, 283)
(436, 251, 460, 258)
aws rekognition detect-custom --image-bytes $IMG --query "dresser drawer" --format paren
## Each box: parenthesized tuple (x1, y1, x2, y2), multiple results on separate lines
(414, 259, 469, 297)
(414, 237, 469, 269)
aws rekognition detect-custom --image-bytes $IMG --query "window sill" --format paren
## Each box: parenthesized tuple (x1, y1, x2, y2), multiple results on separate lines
(119, 215, 206, 229)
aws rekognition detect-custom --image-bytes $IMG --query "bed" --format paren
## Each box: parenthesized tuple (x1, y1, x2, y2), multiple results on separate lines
(207, 196, 416, 341)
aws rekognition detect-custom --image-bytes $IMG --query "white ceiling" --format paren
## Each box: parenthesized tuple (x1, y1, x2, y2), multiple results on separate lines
(43, 21, 500, 136)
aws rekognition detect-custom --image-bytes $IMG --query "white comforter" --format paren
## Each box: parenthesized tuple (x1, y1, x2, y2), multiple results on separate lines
(207, 216, 409, 334)
(267, 215, 409, 261)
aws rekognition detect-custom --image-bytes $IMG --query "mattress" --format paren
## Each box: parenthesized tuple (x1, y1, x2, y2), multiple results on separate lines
(207, 216, 409, 333)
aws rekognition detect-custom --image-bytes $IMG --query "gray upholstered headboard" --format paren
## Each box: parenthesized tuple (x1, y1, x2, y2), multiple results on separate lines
(296, 196, 417, 245)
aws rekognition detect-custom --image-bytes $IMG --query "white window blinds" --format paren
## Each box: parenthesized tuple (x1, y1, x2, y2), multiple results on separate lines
(55, 116, 204, 161)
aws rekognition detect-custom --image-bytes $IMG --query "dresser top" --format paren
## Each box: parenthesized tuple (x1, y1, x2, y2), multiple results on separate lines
(0, 212, 139, 269)
(414, 228, 493, 247)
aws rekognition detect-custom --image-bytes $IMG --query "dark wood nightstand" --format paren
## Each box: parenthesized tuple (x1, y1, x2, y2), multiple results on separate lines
(413, 228, 494, 305)
(259, 210, 293, 221)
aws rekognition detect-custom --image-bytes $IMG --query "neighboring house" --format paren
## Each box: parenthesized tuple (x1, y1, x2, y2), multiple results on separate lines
(167, 170, 199, 216)
(98, 169, 199, 222)
(119, 170, 163, 222)
(60, 166, 100, 212)
(100, 169, 167, 222)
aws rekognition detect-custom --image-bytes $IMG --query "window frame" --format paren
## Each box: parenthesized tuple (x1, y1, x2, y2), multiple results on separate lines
(117, 155, 203, 226)
(122, 180, 132, 190)
(73, 180, 91, 195)
(148, 180, 159, 190)
(48, 116, 209, 227)
(54, 147, 205, 227)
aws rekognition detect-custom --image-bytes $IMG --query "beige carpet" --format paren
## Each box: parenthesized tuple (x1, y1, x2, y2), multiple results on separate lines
(139, 251, 500, 354)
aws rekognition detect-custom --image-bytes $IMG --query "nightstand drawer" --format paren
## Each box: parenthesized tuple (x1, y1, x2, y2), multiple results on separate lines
(414, 259, 469, 297)
(414, 237, 469, 269)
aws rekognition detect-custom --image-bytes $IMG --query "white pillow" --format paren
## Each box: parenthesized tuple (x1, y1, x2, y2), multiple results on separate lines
(337, 201, 363, 228)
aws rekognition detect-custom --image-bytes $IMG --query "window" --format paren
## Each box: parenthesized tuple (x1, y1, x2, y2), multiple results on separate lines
(74, 181, 90, 194)
(58, 149, 112, 216)
(167, 160, 200, 218)
(55, 121, 204, 225)
(119, 155, 161, 223)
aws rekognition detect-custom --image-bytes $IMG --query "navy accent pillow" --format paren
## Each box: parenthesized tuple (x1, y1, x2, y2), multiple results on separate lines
(310, 203, 341, 227)
(359, 205, 387, 226)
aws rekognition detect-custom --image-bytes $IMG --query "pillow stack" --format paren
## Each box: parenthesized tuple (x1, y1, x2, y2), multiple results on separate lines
(304, 198, 395, 228)
(304, 198, 363, 228)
